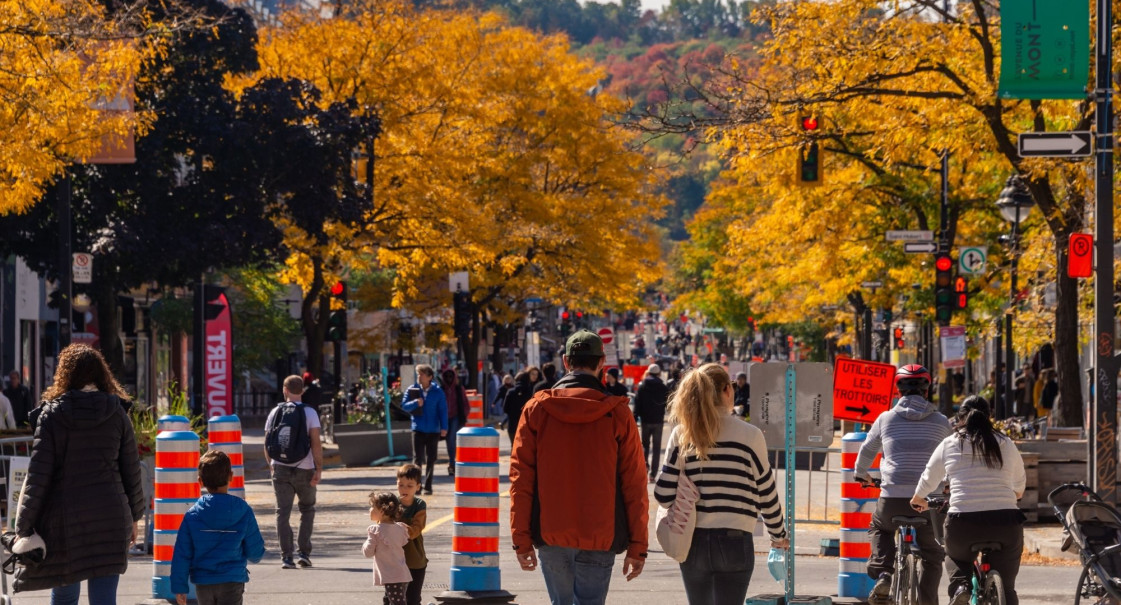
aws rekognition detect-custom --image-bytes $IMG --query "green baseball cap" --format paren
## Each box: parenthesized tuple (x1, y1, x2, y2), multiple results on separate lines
(565, 329, 604, 357)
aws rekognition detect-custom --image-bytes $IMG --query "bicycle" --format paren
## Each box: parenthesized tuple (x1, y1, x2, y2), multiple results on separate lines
(858, 477, 946, 605)
(961, 541, 1006, 605)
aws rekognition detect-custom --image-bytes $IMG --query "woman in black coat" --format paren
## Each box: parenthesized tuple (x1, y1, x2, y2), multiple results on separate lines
(502, 371, 534, 444)
(13, 344, 145, 604)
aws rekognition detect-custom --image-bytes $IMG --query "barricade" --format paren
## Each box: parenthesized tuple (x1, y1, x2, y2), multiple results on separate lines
(207, 415, 245, 500)
(158, 415, 190, 432)
(153, 430, 200, 600)
(436, 427, 514, 604)
(838, 432, 879, 599)
(464, 390, 484, 428)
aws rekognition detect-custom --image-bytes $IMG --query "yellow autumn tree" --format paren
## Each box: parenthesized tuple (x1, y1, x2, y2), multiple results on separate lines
(667, 0, 1100, 424)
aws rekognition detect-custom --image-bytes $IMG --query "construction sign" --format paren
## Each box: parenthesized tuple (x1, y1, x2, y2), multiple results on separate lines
(832, 358, 895, 424)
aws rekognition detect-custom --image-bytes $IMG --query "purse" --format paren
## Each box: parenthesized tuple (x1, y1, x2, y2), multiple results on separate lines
(655, 455, 700, 562)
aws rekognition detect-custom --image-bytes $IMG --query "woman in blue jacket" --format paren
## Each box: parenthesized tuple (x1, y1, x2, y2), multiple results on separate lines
(402, 365, 447, 495)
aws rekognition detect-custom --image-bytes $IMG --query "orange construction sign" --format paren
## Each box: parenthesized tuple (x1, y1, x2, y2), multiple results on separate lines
(832, 358, 896, 424)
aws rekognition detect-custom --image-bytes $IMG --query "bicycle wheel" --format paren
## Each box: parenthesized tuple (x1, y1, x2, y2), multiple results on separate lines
(893, 555, 915, 605)
(905, 554, 920, 605)
(982, 571, 1007, 605)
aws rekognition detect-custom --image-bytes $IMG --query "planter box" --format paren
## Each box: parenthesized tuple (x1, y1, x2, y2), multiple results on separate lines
(333, 424, 414, 467)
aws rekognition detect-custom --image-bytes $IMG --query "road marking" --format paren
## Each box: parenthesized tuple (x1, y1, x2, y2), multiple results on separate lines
(424, 489, 510, 534)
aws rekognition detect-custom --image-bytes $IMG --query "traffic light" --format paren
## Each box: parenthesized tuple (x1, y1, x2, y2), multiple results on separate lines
(326, 280, 347, 342)
(893, 326, 905, 350)
(797, 115, 822, 185)
(1068, 232, 1093, 278)
(558, 309, 572, 337)
(453, 291, 471, 336)
(934, 253, 953, 324)
(953, 276, 968, 310)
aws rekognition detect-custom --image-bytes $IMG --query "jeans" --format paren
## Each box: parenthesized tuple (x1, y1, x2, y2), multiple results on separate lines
(641, 422, 664, 478)
(51, 574, 120, 605)
(271, 463, 316, 557)
(196, 582, 245, 605)
(446, 416, 462, 468)
(944, 514, 1023, 605)
(413, 431, 441, 491)
(537, 545, 615, 605)
(679, 527, 754, 605)
(867, 497, 943, 605)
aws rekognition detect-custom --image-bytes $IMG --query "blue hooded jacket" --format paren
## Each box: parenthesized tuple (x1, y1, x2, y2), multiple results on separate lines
(402, 381, 448, 434)
(170, 493, 265, 593)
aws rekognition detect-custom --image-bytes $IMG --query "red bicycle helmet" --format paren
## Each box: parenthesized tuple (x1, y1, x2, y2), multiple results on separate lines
(895, 364, 931, 395)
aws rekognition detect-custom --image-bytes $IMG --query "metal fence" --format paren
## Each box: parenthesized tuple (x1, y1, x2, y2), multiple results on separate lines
(769, 446, 840, 525)
(233, 391, 279, 418)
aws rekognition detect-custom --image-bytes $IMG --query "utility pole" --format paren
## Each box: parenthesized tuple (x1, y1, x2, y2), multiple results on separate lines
(57, 173, 73, 351)
(1091, 0, 1118, 503)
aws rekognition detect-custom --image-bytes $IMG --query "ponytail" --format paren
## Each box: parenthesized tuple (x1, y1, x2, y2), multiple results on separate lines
(956, 395, 1003, 469)
(667, 364, 724, 460)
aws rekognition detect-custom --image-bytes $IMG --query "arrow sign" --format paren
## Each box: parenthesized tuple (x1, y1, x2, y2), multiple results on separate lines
(903, 242, 938, 253)
(1018, 131, 1092, 157)
(845, 404, 871, 417)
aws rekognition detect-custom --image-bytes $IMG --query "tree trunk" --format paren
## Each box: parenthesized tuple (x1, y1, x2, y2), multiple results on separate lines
(462, 298, 480, 390)
(1052, 234, 1084, 427)
(94, 284, 124, 376)
(300, 257, 327, 379)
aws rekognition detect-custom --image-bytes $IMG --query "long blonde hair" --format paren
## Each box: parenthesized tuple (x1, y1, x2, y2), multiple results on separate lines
(668, 363, 731, 460)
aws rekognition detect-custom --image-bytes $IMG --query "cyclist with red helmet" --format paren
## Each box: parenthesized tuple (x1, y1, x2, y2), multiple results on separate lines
(855, 364, 952, 605)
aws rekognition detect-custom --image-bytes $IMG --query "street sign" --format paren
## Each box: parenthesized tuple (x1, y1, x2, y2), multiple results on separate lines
(72, 252, 93, 284)
(885, 230, 933, 242)
(448, 271, 469, 292)
(794, 362, 835, 447)
(860, 281, 883, 289)
(750, 363, 788, 448)
(597, 327, 614, 345)
(832, 358, 895, 424)
(940, 326, 967, 369)
(598, 327, 618, 367)
(958, 246, 987, 275)
(903, 242, 938, 254)
(1017, 132, 1093, 158)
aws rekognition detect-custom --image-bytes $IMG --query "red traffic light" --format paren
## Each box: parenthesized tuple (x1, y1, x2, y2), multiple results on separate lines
(561, 311, 570, 320)
(329, 281, 346, 297)
(801, 116, 819, 131)
(954, 276, 967, 293)
(576, 311, 583, 318)
(893, 327, 903, 339)
(1068, 232, 1093, 278)
(935, 256, 953, 272)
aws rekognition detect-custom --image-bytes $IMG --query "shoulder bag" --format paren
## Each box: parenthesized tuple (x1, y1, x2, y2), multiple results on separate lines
(655, 449, 700, 562)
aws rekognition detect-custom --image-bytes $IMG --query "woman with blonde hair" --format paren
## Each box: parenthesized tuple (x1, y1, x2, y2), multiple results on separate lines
(13, 344, 145, 604)
(654, 363, 788, 605)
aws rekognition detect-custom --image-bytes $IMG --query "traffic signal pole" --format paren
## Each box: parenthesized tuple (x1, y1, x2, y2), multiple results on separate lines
(1091, 0, 1118, 503)
(937, 150, 953, 416)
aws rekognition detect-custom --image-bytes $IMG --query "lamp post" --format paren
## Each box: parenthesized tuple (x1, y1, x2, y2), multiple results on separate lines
(995, 175, 1034, 419)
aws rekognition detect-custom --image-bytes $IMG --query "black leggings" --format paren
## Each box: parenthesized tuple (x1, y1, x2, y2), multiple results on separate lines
(413, 432, 441, 491)
(944, 513, 1023, 605)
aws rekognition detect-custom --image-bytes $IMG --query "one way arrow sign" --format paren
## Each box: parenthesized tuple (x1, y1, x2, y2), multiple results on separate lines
(1018, 131, 1092, 158)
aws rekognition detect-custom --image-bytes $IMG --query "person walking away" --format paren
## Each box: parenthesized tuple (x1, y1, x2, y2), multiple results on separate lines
(264, 375, 324, 569)
(363, 492, 413, 605)
(390, 464, 428, 605)
(732, 372, 750, 419)
(510, 330, 649, 605)
(4, 370, 32, 427)
(604, 368, 629, 397)
(401, 365, 447, 495)
(171, 450, 265, 605)
(11, 344, 145, 603)
(855, 364, 951, 605)
(441, 369, 469, 477)
(1037, 369, 1058, 421)
(633, 364, 669, 482)
(502, 372, 533, 445)
(654, 363, 788, 605)
(912, 396, 1025, 605)
(533, 363, 558, 393)
(492, 374, 514, 427)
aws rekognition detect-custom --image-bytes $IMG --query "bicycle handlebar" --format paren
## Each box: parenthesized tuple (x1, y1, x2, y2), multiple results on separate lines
(857, 476, 882, 488)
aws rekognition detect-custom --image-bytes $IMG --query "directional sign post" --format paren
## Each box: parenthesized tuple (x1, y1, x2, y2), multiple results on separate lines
(885, 230, 934, 242)
(958, 246, 987, 275)
(903, 242, 938, 254)
(794, 362, 835, 447)
(750, 363, 789, 448)
(1018, 132, 1093, 158)
(832, 358, 896, 424)
(860, 281, 883, 289)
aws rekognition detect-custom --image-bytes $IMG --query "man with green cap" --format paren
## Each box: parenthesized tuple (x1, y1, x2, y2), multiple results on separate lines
(509, 330, 649, 604)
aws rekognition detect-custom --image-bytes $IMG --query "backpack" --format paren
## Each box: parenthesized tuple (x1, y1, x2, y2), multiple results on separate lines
(265, 402, 311, 464)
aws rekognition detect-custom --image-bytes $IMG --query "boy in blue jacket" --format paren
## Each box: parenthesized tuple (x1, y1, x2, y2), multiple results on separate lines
(172, 450, 265, 605)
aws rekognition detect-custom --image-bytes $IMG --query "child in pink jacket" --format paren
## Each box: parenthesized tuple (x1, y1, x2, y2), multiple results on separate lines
(362, 492, 412, 605)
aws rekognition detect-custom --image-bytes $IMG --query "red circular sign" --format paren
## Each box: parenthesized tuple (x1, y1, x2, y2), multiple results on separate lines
(597, 327, 614, 345)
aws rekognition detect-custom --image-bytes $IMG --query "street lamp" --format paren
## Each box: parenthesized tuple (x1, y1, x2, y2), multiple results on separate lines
(995, 175, 1034, 419)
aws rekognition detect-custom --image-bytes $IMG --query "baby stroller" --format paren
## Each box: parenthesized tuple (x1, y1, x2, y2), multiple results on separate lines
(1050, 483, 1121, 605)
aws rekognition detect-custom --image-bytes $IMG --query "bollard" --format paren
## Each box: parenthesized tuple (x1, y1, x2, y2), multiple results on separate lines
(436, 427, 514, 604)
(838, 432, 879, 599)
(464, 390, 484, 428)
(207, 415, 245, 500)
(152, 430, 200, 601)
(158, 415, 190, 432)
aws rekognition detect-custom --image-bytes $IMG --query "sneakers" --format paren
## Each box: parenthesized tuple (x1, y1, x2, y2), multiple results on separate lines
(296, 553, 312, 568)
(868, 572, 891, 604)
(448, 464, 455, 477)
(281, 556, 296, 569)
(949, 586, 970, 605)
(423, 487, 433, 495)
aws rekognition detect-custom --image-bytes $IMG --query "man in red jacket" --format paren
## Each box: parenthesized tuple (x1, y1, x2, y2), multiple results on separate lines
(509, 330, 649, 605)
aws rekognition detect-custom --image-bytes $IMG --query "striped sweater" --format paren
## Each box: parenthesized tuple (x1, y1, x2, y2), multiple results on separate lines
(855, 395, 952, 498)
(654, 415, 786, 540)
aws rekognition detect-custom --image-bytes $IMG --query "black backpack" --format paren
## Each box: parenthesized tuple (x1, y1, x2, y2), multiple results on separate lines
(265, 401, 311, 463)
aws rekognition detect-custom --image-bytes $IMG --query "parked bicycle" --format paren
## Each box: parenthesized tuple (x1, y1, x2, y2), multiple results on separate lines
(859, 477, 947, 605)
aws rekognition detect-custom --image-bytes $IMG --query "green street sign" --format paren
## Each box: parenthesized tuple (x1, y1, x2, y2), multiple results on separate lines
(998, 0, 1089, 99)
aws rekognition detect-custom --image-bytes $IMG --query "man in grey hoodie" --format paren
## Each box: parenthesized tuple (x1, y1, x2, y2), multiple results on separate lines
(855, 364, 951, 605)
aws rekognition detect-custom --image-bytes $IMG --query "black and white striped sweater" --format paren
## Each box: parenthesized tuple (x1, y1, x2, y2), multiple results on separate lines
(654, 414, 787, 540)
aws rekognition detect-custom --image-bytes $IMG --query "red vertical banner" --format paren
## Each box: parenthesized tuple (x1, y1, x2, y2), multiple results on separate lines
(205, 292, 233, 418)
